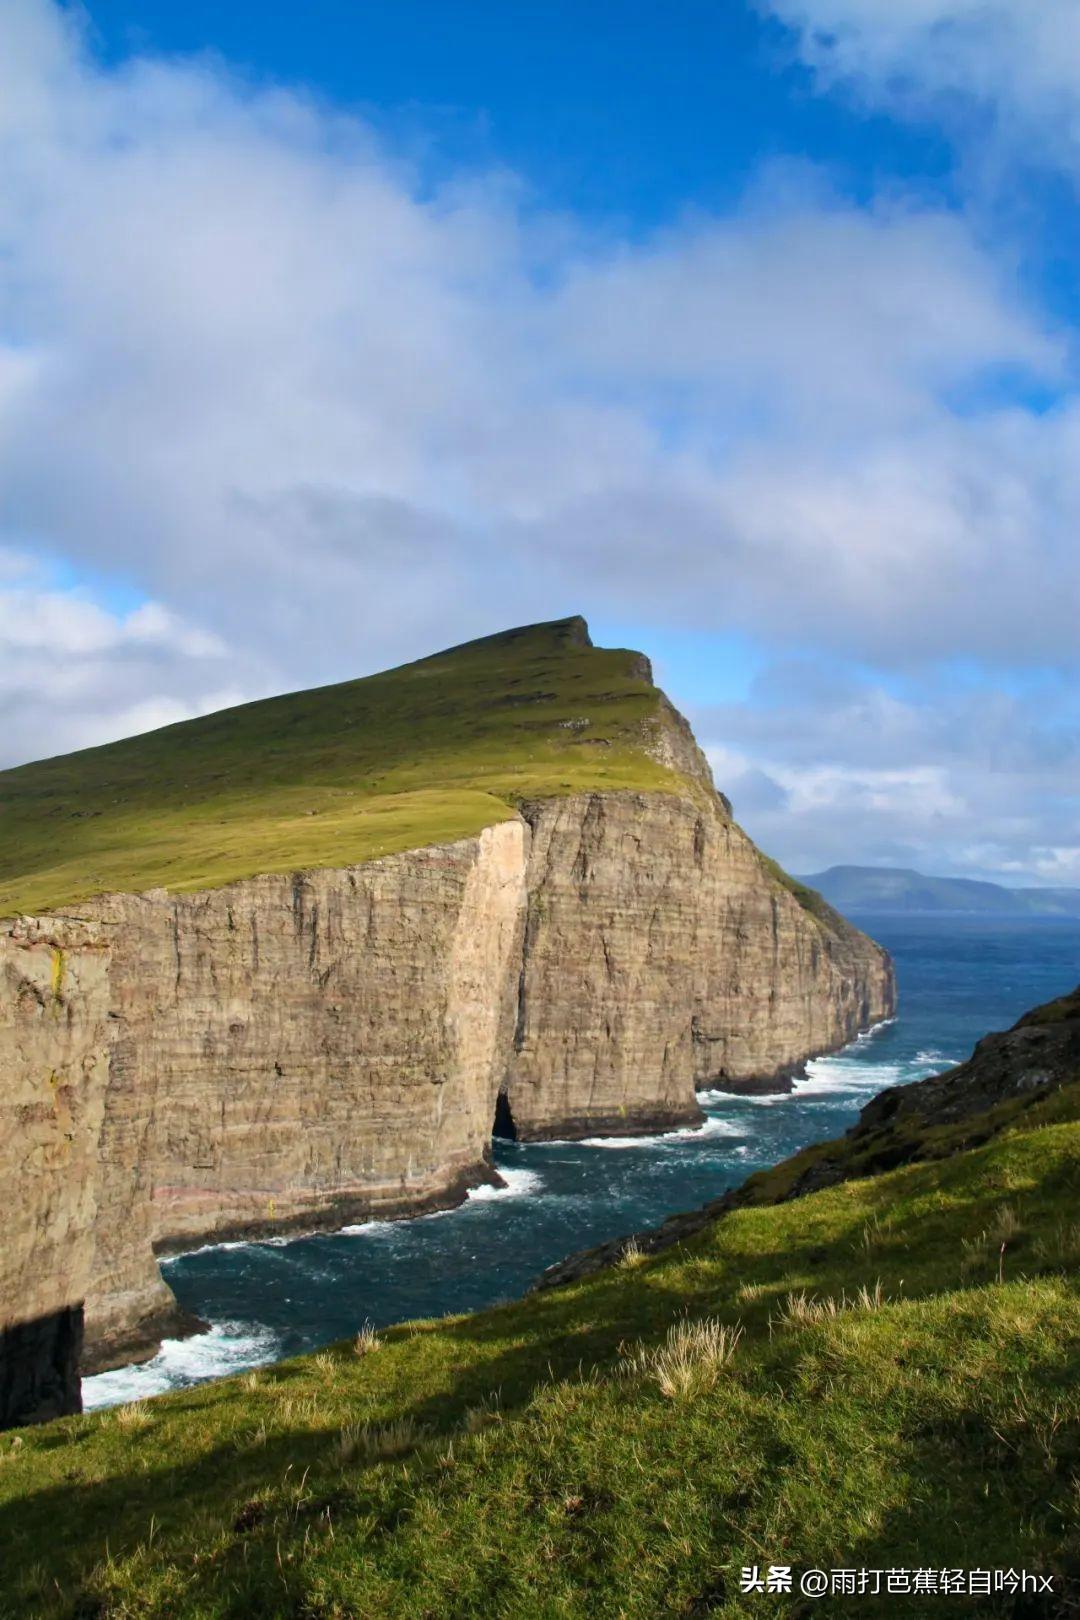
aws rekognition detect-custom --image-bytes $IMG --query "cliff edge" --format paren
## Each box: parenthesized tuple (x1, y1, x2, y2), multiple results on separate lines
(0, 617, 893, 1425)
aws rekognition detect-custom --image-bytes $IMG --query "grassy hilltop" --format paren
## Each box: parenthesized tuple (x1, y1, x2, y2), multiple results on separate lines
(2, 998, 1078, 1617)
(0, 617, 684, 917)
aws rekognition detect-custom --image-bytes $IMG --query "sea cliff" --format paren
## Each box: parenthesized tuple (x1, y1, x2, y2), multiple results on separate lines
(0, 618, 893, 1425)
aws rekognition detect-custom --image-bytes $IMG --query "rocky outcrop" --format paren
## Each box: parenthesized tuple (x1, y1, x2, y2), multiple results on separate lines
(0, 713, 893, 1424)
(0, 1308, 84, 1428)
(854, 986, 1079, 1137)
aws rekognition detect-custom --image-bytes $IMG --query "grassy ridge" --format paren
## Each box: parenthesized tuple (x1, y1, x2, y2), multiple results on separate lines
(3, 1085, 1077, 1617)
(0, 618, 684, 917)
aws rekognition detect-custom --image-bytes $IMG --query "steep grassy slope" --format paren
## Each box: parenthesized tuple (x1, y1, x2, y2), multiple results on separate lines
(2, 1081, 1077, 1618)
(0, 617, 686, 916)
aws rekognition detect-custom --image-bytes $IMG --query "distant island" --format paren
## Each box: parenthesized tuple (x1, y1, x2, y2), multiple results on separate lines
(797, 864, 1080, 917)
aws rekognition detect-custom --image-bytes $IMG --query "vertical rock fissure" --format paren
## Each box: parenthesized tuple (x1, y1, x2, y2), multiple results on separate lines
(512, 804, 541, 1057)
(0, 1304, 84, 1428)
(512, 910, 530, 1056)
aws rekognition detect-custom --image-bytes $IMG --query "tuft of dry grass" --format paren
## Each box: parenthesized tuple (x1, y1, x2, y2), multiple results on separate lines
(352, 1322, 382, 1358)
(1034, 1220, 1080, 1271)
(960, 1229, 991, 1279)
(775, 1280, 887, 1328)
(337, 1416, 424, 1465)
(961, 1207, 1024, 1281)
(112, 1402, 152, 1433)
(618, 1237, 647, 1269)
(460, 1394, 502, 1435)
(990, 1205, 1023, 1244)
(735, 1280, 772, 1304)
(855, 1214, 887, 1256)
(623, 1317, 743, 1398)
(275, 1393, 323, 1425)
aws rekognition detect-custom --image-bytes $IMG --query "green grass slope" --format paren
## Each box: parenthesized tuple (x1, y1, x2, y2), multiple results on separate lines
(3, 1084, 1078, 1618)
(0, 617, 687, 917)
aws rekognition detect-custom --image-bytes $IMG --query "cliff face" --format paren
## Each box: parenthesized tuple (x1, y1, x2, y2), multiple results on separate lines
(0, 916, 110, 1421)
(0, 620, 895, 1426)
(505, 793, 892, 1139)
(1, 822, 527, 1398)
(0, 790, 891, 1419)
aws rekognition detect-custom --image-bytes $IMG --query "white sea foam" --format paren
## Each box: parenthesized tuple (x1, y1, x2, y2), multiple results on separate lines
(676, 1115, 744, 1141)
(581, 1114, 743, 1148)
(467, 1166, 544, 1201)
(852, 1017, 896, 1043)
(793, 1057, 905, 1098)
(165, 1238, 251, 1260)
(82, 1320, 280, 1411)
(707, 1062, 894, 1108)
(695, 1016, 954, 1108)
(580, 1135, 670, 1148)
(339, 1177, 544, 1235)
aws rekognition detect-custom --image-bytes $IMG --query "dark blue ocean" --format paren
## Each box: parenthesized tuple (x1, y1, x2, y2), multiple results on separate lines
(84, 915, 1080, 1407)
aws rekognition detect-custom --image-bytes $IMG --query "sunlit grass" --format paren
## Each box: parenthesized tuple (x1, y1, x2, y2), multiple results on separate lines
(0, 618, 690, 916)
(2, 1084, 1078, 1617)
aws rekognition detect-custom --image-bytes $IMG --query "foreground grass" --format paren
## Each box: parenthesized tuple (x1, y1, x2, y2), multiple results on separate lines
(0, 618, 686, 916)
(3, 1093, 1078, 1617)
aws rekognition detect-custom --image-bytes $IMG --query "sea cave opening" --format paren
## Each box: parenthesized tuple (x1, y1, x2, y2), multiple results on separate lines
(492, 1090, 518, 1142)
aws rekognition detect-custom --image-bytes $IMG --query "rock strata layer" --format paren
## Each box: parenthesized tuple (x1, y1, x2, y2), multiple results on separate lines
(505, 793, 892, 1138)
(1, 780, 892, 1424)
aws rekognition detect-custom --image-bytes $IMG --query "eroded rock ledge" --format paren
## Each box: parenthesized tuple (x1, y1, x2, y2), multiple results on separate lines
(1, 789, 893, 1424)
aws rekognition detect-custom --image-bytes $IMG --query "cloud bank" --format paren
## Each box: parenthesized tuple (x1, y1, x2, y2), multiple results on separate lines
(0, 0, 1076, 880)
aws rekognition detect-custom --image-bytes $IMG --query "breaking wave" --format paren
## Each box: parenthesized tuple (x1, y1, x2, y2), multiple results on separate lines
(697, 1021, 950, 1108)
(467, 1167, 545, 1201)
(581, 1115, 743, 1148)
(82, 1320, 280, 1411)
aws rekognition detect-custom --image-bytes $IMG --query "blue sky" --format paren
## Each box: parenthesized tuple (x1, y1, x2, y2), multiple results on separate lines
(82, 0, 957, 222)
(0, 0, 1077, 883)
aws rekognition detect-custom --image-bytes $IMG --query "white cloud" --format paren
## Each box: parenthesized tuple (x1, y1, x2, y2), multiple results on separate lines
(0, 0, 1076, 881)
(762, 0, 1080, 168)
(551, 192, 1059, 430)
(0, 0, 1070, 674)
(0, 551, 244, 764)
(696, 670, 1080, 883)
